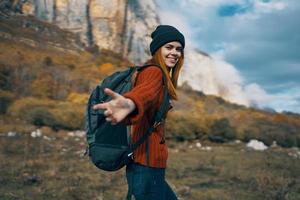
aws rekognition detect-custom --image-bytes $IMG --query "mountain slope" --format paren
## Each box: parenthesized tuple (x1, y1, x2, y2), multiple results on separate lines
(1, 14, 300, 148)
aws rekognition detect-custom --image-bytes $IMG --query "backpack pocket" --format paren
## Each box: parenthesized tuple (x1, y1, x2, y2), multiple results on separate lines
(89, 143, 133, 171)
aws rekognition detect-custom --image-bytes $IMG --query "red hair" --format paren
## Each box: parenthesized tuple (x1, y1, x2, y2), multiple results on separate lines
(145, 48, 184, 100)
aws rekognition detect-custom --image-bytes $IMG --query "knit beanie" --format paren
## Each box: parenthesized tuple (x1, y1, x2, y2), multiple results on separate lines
(150, 25, 185, 55)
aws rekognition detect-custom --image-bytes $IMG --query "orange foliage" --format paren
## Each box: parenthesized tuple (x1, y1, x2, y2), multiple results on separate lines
(98, 63, 115, 76)
(30, 72, 56, 98)
(273, 114, 289, 124)
(67, 92, 89, 104)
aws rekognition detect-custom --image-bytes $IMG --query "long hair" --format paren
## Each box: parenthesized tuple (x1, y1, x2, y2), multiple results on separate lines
(145, 48, 184, 100)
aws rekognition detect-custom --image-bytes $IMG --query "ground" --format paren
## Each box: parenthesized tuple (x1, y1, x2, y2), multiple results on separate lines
(0, 129, 300, 200)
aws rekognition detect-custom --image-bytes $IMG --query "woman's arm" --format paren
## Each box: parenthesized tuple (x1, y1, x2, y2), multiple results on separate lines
(93, 66, 163, 125)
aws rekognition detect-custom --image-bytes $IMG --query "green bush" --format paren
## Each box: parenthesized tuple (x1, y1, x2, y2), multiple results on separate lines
(209, 118, 237, 142)
(25, 106, 57, 127)
(242, 129, 254, 143)
(275, 134, 297, 148)
(166, 111, 204, 141)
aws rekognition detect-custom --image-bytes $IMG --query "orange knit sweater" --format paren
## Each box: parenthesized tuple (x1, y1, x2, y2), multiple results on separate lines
(123, 66, 168, 168)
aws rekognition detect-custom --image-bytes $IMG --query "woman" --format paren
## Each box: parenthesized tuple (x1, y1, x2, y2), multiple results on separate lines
(93, 25, 185, 200)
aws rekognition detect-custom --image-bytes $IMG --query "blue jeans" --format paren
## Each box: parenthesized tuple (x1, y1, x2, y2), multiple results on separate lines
(126, 163, 178, 200)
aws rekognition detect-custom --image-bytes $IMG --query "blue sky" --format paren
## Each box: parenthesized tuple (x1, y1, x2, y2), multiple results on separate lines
(157, 0, 300, 113)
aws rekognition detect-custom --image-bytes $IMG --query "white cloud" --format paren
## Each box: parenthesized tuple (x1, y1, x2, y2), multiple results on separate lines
(254, 1, 287, 13)
(157, 0, 300, 113)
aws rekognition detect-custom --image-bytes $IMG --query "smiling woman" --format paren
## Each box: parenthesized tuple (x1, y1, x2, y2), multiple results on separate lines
(92, 25, 185, 200)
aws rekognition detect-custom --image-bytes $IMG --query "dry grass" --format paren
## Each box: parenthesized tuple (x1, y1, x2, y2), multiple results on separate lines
(1, 131, 300, 200)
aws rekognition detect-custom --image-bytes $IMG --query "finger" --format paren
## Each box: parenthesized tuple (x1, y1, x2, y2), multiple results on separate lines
(104, 109, 112, 116)
(104, 88, 121, 99)
(93, 102, 108, 110)
(106, 117, 112, 122)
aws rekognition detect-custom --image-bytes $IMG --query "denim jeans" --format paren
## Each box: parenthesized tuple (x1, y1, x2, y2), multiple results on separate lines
(126, 163, 178, 200)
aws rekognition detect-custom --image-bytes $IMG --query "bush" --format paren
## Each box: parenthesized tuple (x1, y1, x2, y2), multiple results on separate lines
(66, 92, 89, 104)
(49, 102, 85, 130)
(43, 56, 53, 66)
(30, 73, 56, 98)
(242, 129, 253, 143)
(8, 97, 85, 130)
(25, 107, 57, 126)
(275, 133, 297, 148)
(166, 110, 205, 141)
(0, 90, 14, 114)
(209, 118, 237, 142)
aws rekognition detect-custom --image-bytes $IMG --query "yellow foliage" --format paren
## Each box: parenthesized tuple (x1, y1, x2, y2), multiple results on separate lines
(30, 73, 56, 98)
(8, 97, 56, 116)
(66, 92, 89, 104)
(98, 63, 115, 76)
(0, 90, 14, 99)
(50, 101, 85, 129)
(7, 97, 85, 129)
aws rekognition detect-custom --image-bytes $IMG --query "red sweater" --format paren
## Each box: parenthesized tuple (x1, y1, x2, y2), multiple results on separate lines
(123, 66, 168, 168)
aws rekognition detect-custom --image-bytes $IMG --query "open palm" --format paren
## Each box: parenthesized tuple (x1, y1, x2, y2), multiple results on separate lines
(93, 88, 136, 125)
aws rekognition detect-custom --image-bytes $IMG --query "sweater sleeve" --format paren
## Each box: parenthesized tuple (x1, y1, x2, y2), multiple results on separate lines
(123, 66, 163, 124)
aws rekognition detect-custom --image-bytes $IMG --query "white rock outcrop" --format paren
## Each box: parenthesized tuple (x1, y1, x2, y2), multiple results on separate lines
(246, 139, 268, 151)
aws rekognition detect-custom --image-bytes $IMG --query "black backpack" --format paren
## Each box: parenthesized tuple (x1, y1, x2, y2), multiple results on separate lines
(85, 65, 170, 171)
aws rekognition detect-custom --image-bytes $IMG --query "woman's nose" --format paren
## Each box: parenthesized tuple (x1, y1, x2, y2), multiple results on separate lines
(171, 49, 180, 56)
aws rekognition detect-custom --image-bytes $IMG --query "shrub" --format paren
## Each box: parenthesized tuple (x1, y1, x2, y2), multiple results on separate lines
(0, 64, 13, 90)
(209, 118, 237, 142)
(30, 73, 56, 98)
(25, 107, 57, 126)
(49, 102, 85, 130)
(166, 110, 204, 141)
(275, 133, 297, 148)
(242, 129, 253, 143)
(8, 97, 85, 130)
(0, 90, 14, 114)
(66, 92, 89, 104)
(257, 133, 273, 146)
(43, 56, 53, 66)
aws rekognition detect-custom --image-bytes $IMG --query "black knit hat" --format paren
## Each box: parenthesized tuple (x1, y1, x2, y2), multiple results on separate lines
(150, 25, 185, 55)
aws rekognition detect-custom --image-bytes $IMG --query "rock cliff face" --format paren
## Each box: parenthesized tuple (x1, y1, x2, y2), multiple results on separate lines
(180, 49, 251, 106)
(19, 0, 159, 64)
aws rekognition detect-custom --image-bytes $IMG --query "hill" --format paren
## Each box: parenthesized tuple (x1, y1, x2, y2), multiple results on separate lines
(1, 15, 300, 148)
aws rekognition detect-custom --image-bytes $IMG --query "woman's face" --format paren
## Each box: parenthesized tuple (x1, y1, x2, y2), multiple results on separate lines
(161, 41, 183, 68)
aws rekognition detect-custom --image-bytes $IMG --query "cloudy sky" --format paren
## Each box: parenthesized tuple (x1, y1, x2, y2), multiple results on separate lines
(157, 0, 300, 113)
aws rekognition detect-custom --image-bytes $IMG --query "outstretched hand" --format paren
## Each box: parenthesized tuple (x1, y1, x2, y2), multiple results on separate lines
(93, 88, 136, 125)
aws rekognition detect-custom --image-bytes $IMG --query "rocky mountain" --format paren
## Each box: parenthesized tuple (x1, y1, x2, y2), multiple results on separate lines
(6, 0, 159, 64)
